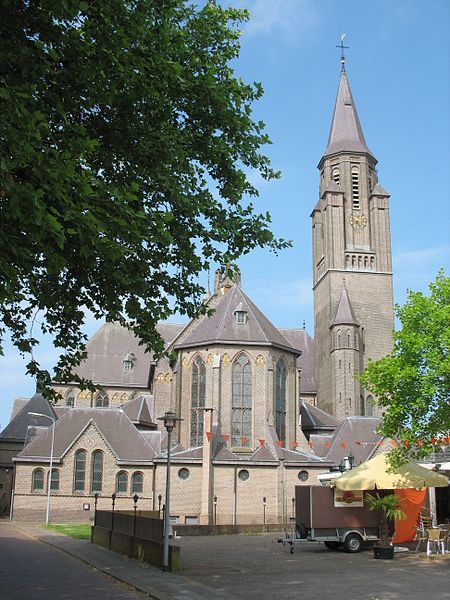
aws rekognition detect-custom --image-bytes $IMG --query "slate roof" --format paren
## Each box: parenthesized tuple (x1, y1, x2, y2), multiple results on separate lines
(175, 285, 299, 354)
(16, 408, 158, 463)
(10, 398, 29, 421)
(330, 285, 359, 327)
(0, 394, 57, 442)
(300, 401, 341, 432)
(121, 395, 155, 427)
(323, 70, 374, 159)
(325, 416, 382, 466)
(321, 180, 343, 196)
(371, 183, 389, 196)
(74, 322, 184, 387)
(278, 329, 316, 393)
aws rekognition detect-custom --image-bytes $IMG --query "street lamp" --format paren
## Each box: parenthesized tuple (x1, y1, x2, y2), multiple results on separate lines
(157, 411, 182, 572)
(28, 411, 56, 525)
(213, 495, 218, 525)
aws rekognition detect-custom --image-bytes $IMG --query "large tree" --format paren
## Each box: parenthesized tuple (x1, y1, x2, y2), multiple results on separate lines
(360, 271, 450, 461)
(0, 0, 288, 390)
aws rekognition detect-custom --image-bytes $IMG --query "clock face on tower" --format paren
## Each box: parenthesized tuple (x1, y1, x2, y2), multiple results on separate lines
(349, 212, 368, 230)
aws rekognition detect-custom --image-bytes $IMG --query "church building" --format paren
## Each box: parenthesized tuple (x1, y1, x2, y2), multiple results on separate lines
(1, 60, 395, 525)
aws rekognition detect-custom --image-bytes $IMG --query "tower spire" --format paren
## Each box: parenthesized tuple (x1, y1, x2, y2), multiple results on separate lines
(336, 34, 349, 72)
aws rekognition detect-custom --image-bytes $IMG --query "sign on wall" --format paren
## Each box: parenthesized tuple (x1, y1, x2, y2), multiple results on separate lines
(333, 488, 364, 507)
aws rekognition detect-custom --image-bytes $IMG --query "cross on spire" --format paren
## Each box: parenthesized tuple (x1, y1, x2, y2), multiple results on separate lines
(336, 34, 349, 72)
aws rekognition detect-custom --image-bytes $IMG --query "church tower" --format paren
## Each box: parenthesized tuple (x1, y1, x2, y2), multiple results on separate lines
(312, 56, 394, 418)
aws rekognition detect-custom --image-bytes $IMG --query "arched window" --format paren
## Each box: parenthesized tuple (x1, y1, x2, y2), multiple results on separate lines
(351, 166, 360, 209)
(275, 359, 287, 443)
(95, 391, 109, 408)
(74, 450, 86, 491)
(366, 396, 374, 417)
(360, 395, 365, 416)
(231, 354, 252, 448)
(337, 330, 341, 348)
(332, 167, 340, 185)
(32, 469, 44, 492)
(65, 390, 75, 407)
(191, 356, 206, 446)
(116, 471, 128, 494)
(50, 469, 60, 491)
(347, 330, 350, 347)
(91, 450, 103, 493)
(131, 472, 144, 494)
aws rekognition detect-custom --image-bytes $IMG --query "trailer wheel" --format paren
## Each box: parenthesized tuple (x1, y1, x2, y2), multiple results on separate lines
(343, 533, 362, 553)
(295, 523, 307, 539)
(324, 541, 340, 550)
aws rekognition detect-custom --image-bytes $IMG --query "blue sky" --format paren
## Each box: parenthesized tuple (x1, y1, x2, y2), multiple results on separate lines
(1, 0, 449, 428)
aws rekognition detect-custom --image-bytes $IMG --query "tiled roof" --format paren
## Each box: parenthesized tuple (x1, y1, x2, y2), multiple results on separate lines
(74, 322, 184, 387)
(121, 395, 155, 426)
(0, 394, 57, 442)
(16, 408, 158, 463)
(175, 285, 299, 354)
(279, 329, 316, 393)
(323, 70, 374, 159)
(371, 183, 389, 196)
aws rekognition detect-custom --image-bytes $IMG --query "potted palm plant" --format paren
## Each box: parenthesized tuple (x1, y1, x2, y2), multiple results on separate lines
(365, 493, 406, 559)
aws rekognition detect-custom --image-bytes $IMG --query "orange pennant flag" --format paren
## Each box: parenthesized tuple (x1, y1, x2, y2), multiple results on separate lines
(241, 436, 247, 445)
(222, 434, 230, 442)
(403, 440, 409, 449)
(206, 431, 213, 441)
(431, 437, 437, 445)
(354, 441, 361, 446)
(307, 441, 313, 448)
(341, 442, 347, 449)
(277, 441, 283, 447)
(324, 442, 331, 448)
(292, 441, 299, 448)
(390, 440, 398, 448)
(417, 439, 423, 448)
(259, 439, 265, 446)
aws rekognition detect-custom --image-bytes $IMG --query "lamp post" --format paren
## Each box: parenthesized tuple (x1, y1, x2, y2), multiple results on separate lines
(157, 411, 182, 572)
(263, 496, 267, 526)
(213, 495, 217, 526)
(28, 411, 55, 526)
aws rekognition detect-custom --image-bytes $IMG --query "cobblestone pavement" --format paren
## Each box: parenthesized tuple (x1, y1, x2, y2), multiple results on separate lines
(0, 523, 145, 599)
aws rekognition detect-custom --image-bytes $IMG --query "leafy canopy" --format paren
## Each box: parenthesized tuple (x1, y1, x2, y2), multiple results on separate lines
(360, 271, 450, 461)
(0, 0, 289, 390)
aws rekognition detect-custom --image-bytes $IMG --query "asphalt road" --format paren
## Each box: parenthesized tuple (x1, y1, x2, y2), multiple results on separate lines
(0, 523, 145, 600)
(178, 533, 450, 600)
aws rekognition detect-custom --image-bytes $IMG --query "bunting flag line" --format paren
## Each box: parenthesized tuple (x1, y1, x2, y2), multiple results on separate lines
(241, 436, 247, 445)
(307, 441, 313, 448)
(417, 439, 423, 448)
(341, 442, 347, 449)
(390, 440, 398, 448)
(354, 441, 361, 446)
(403, 440, 409, 449)
(324, 442, 331, 448)
(206, 431, 213, 442)
(292, 441, 299, 448)
(222, 434, 230, 442)
(277, 441, 283, 447)
(259, 439, 265, 446)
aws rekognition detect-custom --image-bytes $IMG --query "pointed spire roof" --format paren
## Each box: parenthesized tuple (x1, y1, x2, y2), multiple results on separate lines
(330, 284, 359, 327)
(323, 70, 374, 159)
(371, 183, 389, 197)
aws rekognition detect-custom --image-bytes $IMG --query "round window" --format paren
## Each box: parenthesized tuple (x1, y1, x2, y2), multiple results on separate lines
(178, 468, 190, 480)
(238, 469, 249, 481)
(298, 470, 309, 482)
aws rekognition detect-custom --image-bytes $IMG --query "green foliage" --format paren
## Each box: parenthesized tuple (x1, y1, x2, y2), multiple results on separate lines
(365, 493, 406, 545)
(44, 523, 91, 539)
(0, 1, 289, 391)
(360, 271, 450, 462)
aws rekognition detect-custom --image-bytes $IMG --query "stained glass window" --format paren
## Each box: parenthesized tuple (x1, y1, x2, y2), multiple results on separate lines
(91, 450, 103, 493)
(116, 471, 128, 494)
(50, 469, 60, 491)
(131, 472, 144, 494)
(232, 355, 252, 447)
(74, 450, 86, 491)
(275, 359, 287, 444)
(95, 391, 109, 408)
(32, 469, 44, 492)
(191, 356, 206, 446)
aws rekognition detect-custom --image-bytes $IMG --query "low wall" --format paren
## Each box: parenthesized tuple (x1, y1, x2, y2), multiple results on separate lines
(173, 523, 284, 536)
(92, 526, 181, 571)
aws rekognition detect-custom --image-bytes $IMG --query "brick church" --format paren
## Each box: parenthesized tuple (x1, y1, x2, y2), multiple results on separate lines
(1, 62, 395, 524)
